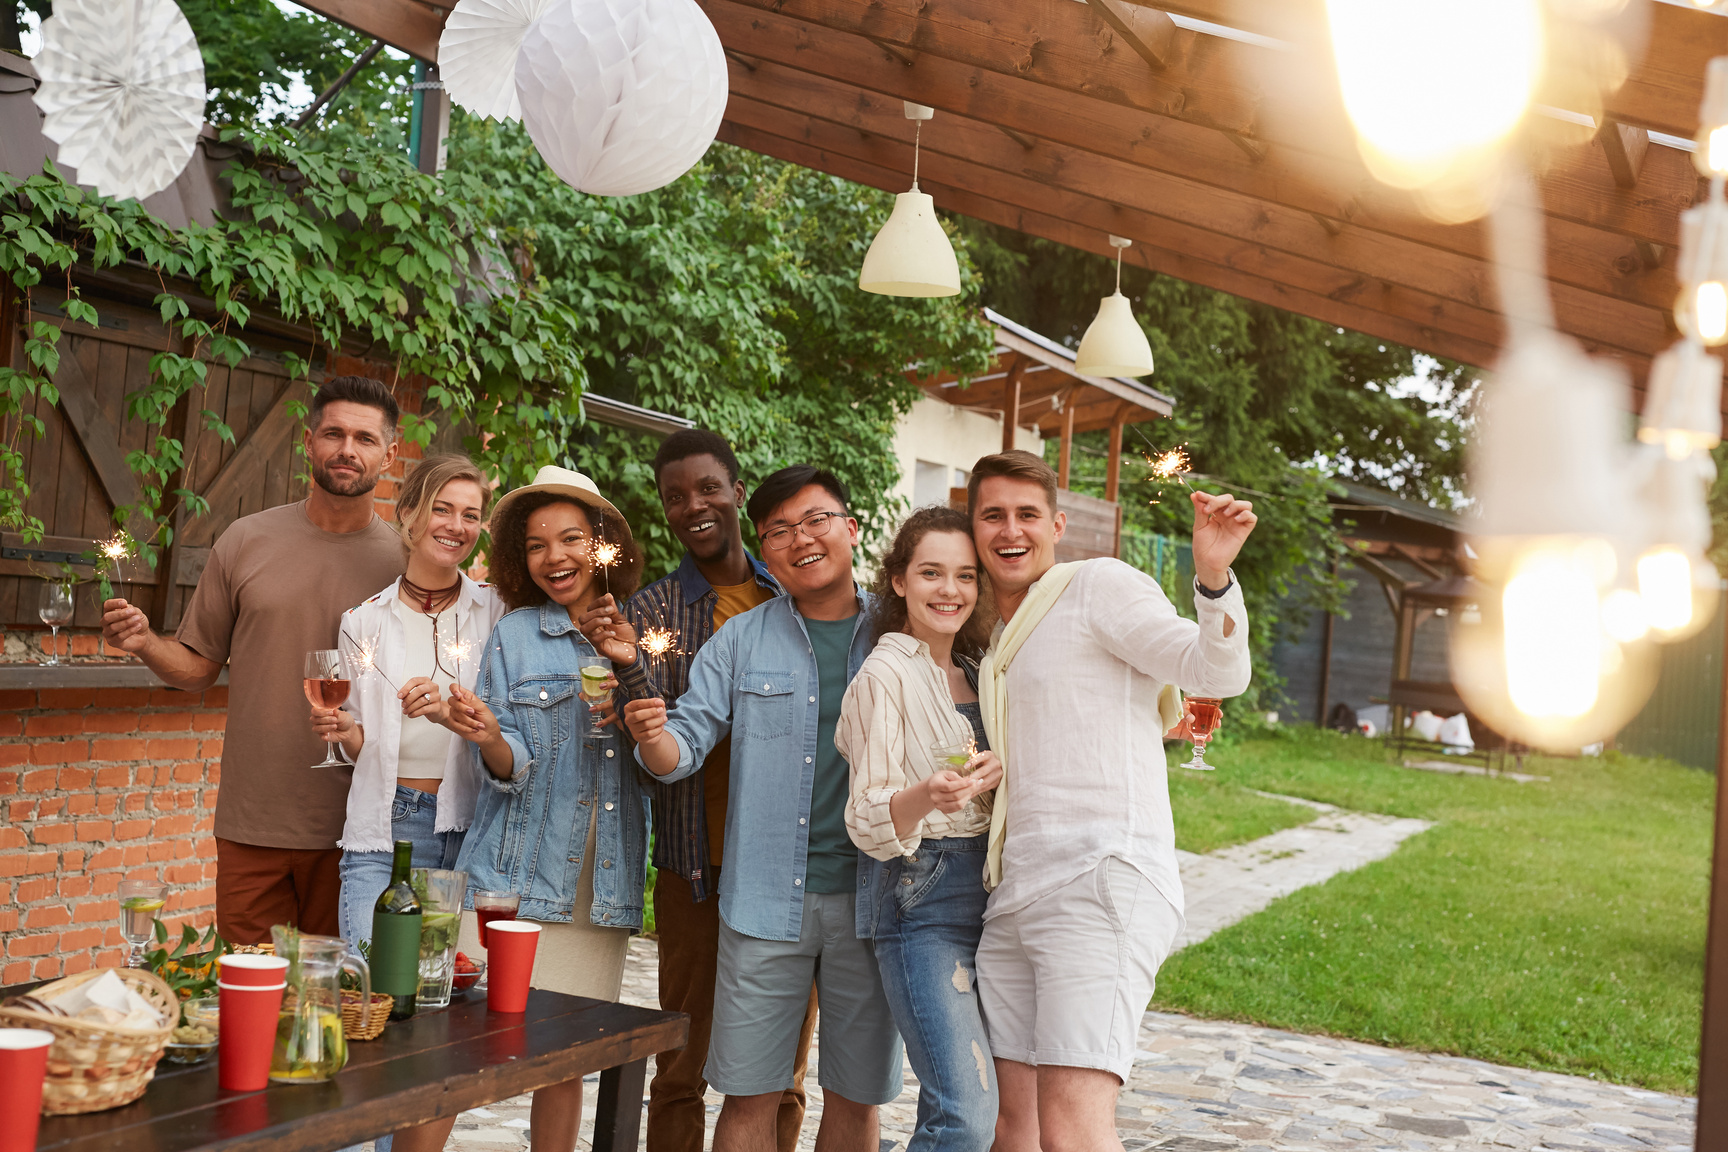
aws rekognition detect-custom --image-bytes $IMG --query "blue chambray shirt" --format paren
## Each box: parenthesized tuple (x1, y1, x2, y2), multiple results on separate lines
(636, 586, 876, 942)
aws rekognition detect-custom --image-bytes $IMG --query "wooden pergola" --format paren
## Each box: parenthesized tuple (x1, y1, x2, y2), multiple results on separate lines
(156, 0, 1728, 1143)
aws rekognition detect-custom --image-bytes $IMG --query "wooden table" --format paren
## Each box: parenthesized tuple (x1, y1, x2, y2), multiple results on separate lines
(29, 989, 687, 1152)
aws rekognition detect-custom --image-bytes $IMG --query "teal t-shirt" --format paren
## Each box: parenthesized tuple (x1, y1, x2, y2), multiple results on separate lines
(802, 613, 859, 894)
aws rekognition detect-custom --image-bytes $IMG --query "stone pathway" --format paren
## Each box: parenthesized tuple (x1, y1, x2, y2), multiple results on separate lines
(431, 804, 1695, 1152)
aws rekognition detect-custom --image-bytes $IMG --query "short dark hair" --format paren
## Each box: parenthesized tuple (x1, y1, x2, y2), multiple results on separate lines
(746, 465, 849, 528)
(652, 428, 740, 487)
(967, 450, 1058, 516)
(310, 375, 400, 438)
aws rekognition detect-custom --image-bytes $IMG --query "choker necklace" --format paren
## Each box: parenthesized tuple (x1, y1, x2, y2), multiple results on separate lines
(400, 575, 461, 613)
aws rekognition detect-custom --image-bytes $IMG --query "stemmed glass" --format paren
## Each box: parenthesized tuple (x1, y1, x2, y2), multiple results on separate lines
(118, 878, 168, 968)
(304, 650, 352, 768)
(579, 655, 614, 737)
(471, 890, 520, 992)
(1179, 697, 1225, 771)
(39, 582, 74, 666)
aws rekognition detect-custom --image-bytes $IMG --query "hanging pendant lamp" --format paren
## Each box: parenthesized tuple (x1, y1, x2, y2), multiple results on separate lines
(858, 102, 962, 297)
(1075, 236, 1155, 377)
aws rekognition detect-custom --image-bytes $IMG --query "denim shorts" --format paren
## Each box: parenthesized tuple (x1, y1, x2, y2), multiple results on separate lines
(337, 784, 465, 949)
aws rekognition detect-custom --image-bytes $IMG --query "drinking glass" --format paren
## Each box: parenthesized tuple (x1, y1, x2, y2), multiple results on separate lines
(472, 889, 520, 991)
(579, 655, 614, 737)
(118, 878, 168, 967)
(38, 583, 73, 666)
(1179, 697, 1225, 771)
(303, 650, 352, 769)
(413, 868, 468, 1010)
(930, 739, 979, 777)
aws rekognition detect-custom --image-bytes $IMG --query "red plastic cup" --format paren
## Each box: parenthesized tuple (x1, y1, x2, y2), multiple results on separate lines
(217, 954, 289, 987)
(0, 1028, 53, 1152)
(485, 921, 541, 1013)
(217, 980, 286, 1091)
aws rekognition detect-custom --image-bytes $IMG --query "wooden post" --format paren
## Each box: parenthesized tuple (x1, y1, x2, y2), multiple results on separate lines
(1104, 412, 1126, 504)
(1057, 394, 1076, 489)
(1695, 605, 1728, 1151)
(1001, 354, 1026, 453)
(1316, 555, 1339, 726)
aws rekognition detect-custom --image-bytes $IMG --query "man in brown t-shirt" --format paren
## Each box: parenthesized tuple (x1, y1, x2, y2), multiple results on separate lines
(101, 376, 406, 943)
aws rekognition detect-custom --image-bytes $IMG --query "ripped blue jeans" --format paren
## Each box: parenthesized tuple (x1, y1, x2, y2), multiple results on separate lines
(868, 834, 998, 1152)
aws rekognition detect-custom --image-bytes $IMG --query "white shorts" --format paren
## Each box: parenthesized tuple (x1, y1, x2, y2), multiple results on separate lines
(975, 857, 1181, 1082)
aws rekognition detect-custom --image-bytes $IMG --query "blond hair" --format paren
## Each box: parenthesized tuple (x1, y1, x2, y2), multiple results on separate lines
(396, 454, 492, 554)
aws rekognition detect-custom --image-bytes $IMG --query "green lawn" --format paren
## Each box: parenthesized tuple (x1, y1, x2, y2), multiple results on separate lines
(1152, 727, 1713, 1093)
(1168, 765, 1315, 853)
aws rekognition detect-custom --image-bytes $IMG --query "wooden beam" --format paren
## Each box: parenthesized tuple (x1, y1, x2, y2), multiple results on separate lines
(1104, 410, 1126, 503)
(1084, 0, 1177, 71)
(1389, 542, 1446, 582)
(1597, 118, 1650, 191)
(1701, 604, 1728, 1151)
(1057, 394, 1077, 489)
(706, 0, 1698, 250)
(717, 97, 1668, 365)
(183, 377, 308, 545)
(1001, 354, 1026, 452)
(990, 326, 1172, 416)
(290, 0, 444, 61)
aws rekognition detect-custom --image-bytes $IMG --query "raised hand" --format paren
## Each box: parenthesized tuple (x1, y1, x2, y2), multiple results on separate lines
(577, 594, 639, 666)
(1190, 490, 1256, 588)
(101, 598, 152, 654)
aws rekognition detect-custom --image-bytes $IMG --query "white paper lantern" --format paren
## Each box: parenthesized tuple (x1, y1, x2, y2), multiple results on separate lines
(439, 0, 559, 122)
(32, 0, 207, 203)
(515, 0, 729, 197)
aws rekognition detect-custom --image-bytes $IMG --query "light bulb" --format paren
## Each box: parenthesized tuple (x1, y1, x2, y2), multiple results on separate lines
(1501, 547, 1604, 718)
(1325, 0, 1543, 188)
(1600, 587, 1649, 643)
(1695, 282, 1728, 343)
(1637, 548, 1695, 633)
(1696, 58, 1728, 177)
(1675, 203, 1728, 345)
(1638, 341, 1723, 459)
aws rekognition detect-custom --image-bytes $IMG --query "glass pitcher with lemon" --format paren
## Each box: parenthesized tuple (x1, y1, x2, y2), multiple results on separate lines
(269, 926, 370, 1083)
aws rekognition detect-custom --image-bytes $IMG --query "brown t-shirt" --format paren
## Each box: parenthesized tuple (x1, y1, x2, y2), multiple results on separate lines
(177, 501, 405, 850)
(702, 578, 778, 866)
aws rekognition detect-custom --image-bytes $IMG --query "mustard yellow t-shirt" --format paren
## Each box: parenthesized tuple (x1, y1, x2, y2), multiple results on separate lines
(703, 578, 777, 866)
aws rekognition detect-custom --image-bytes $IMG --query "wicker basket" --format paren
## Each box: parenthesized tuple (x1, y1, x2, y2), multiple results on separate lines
(0, 967, 176, 1115)
(341, 990, 392, 1040)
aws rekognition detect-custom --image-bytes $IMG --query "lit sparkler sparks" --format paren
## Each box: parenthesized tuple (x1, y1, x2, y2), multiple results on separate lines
(343, 629, 399, 692)
(92, 531, 135, 601)
(590, 538, 622, 597)
(640, 626, 678, 661)
(98, 534, 132, 562)
(443, 635, 475, 684)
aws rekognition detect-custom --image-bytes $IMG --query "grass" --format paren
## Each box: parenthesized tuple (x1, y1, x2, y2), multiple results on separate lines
(1168, 765, 1315, 853)
(1151, 727, 1713, 1093)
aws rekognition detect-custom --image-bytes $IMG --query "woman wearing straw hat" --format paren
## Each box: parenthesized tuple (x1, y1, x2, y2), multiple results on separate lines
(446, 465, 652, 1152)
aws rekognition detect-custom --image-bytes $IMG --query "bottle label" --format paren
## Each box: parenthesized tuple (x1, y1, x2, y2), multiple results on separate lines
(371, 911, 424, 996)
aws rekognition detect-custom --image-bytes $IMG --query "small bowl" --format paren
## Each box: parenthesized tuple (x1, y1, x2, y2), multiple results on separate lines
(164, 1034, 217, 1064)
(183, 996, 219, 1029)
(452, 958, 485, 992)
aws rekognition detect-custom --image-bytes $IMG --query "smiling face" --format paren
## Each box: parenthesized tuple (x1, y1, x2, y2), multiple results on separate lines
(973, 475, 1066, 598)
(757, 483, 860, 602)
(306, 400, 397, 498)
(524, 500, 600, 612)
(410, 478, 486, 570)
(891, 530, 979, 645)
(657, 453, 746, 564)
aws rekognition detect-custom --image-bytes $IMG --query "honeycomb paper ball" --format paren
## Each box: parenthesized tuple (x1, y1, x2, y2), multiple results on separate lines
(515, 0, 728, 197)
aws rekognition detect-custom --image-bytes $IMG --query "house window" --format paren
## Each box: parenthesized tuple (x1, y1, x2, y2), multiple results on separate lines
(913, 459, 949, 508)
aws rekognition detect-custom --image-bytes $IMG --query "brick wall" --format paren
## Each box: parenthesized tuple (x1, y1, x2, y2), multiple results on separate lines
(0, 686, 226, 984)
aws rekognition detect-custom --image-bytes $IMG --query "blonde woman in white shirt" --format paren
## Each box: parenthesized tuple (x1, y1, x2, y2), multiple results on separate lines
(307, 454, 508, 948)
(835, 506, 1004, 1152)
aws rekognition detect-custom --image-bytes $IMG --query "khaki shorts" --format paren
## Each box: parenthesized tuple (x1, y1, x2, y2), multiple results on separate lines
(976, 857, 1181, 1082)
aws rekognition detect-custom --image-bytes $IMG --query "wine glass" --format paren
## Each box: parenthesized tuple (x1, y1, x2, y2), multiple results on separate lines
(471, 890, 520, 991)
(303, 650, 352, 768)
(39, 582, 74, 666)
(118, 878, 168, 967)
(579, 655, 614, 737)
(1180, 697, 1225, 771)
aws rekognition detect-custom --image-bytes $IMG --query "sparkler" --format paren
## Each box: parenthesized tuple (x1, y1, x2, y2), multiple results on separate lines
(590, 538, 621, 597)
(442, 634, 475, 688)
(92, 531, 134, 601)
(638, 626, 681, 679)
(342, 629, 399, 692)
(1147, 446, 1195, 493)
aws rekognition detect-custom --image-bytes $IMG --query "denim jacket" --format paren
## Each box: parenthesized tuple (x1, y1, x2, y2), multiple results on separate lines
(636, 588, 876, 942)
(454, 602, 653, 928)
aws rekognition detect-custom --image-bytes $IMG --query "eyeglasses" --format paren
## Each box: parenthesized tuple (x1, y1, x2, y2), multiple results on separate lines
(762, 510, 846, 552)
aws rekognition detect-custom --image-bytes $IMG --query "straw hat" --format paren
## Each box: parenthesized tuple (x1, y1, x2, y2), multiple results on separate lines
(489, 465, 631, 542)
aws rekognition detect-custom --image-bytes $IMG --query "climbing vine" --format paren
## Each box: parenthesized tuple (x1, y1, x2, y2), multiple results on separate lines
(0, 124, 588, 562)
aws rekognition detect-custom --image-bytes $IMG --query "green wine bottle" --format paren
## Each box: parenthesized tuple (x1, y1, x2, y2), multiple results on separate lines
(371, 839, 423, 1021)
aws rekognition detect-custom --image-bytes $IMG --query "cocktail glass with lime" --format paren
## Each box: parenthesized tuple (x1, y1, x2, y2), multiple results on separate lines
(931, 739, 978, 777)
(580, 656, 614, 736)
(118, 878, 168, 968)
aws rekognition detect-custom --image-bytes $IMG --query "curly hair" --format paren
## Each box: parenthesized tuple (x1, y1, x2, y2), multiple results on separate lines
(487, 492, 644, 612)
(870, 506, 994, 661)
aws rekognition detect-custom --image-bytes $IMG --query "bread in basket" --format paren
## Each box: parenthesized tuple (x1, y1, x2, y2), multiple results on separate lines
(0, 967, 176, 1114)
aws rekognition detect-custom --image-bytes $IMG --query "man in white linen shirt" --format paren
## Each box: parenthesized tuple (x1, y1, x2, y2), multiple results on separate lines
(967, 450, 1256, 1152)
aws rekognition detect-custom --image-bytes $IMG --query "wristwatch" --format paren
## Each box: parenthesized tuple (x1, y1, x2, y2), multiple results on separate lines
(1195, 569, 1235, 600)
